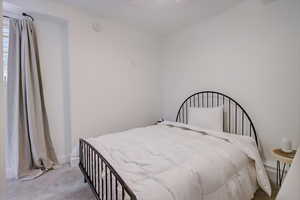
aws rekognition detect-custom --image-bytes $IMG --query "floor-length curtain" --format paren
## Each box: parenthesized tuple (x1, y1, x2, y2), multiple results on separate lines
(6, 18, 57, 179)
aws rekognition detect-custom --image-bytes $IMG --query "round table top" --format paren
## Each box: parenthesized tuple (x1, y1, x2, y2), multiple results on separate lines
(272, 148, 296, 164)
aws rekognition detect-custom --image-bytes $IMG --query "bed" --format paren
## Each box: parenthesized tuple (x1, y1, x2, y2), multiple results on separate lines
(79, 91, 271, 200)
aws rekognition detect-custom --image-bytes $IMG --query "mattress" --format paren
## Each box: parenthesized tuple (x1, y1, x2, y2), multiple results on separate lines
(86, 121, 271, 200)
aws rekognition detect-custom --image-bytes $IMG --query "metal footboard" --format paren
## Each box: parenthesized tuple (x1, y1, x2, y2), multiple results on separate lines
(79, 139, 137, 200)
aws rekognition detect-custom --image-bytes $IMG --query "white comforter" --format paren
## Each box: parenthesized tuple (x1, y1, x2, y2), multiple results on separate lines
(87, 121, 271, 200)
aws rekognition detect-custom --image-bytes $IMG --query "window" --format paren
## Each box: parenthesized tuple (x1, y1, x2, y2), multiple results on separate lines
(3, 18, 9, 82)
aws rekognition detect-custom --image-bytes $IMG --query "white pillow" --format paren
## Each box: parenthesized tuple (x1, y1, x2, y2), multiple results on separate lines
(188, 106, 223, 132)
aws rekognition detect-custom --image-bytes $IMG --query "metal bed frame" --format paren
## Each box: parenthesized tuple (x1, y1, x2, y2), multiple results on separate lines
(79, 91, 258, 200)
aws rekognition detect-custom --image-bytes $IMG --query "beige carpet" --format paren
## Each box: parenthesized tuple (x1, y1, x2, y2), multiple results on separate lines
(6, 166, 277, 200)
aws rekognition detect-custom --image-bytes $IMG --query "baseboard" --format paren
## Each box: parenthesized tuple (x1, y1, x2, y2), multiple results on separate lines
(5, 167, 15, 179)
(264, 160, 278, 184)
(265, 160, 276, 171)
(70, 144, 79, 167)
(57, 155, 71, 164)
(70, 156, 79, 167)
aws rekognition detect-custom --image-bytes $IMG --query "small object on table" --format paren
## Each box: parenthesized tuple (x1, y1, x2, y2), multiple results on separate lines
(272, 148, 296, 188)
(281, 138, 293, 153)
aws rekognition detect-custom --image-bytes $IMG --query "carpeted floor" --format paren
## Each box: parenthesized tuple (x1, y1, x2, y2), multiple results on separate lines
(6, 166, 277, 200)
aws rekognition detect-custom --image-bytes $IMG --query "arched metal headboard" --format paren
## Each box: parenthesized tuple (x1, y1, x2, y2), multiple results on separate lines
(176, 91, 258, 145)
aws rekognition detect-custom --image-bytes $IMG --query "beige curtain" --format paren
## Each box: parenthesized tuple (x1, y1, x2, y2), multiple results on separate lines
(6, 18, 57, 179)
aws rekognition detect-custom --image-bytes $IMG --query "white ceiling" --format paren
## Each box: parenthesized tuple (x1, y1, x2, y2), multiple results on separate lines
(59, 0, 244, 35)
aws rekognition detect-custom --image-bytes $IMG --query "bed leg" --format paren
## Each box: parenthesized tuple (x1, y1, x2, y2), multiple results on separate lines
(84, 177, 87, 183)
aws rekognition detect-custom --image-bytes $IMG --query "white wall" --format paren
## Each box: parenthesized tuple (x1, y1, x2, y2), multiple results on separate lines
(161, 0, 300, 165)
(6, 0, 162, 159)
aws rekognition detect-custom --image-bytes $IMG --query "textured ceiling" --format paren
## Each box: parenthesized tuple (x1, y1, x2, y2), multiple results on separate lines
(58, 0, 244, 35)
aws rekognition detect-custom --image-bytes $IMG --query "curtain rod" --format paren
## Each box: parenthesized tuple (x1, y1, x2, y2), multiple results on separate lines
(3, 13, 34, 21)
